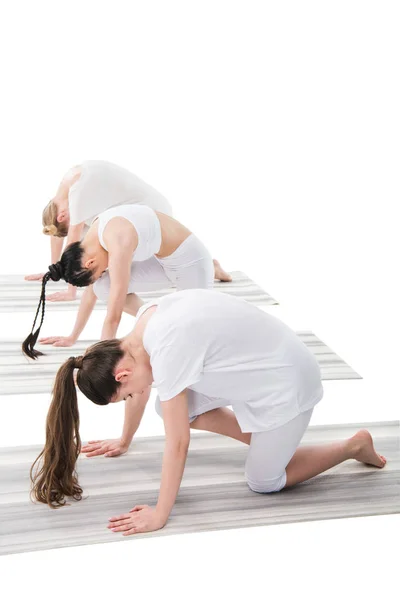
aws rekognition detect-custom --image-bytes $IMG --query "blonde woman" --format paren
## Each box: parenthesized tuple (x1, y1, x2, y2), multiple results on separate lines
(25, 160, 231, 301)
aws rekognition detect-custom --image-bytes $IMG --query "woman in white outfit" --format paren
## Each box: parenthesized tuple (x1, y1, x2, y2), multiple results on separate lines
(29, 289, 386, 534)
(22, 205, 215, 356)
(25, 160, 231, 300)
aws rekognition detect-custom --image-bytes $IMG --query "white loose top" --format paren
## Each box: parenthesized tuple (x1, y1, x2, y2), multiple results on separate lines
(97, 204, 162, 262)
(67, 160, 172, 226)
(136, 289, 324, 433)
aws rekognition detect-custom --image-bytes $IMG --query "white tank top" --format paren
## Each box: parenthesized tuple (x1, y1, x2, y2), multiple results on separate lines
(97, 204, 162, 262)
(67, 160, 173, 226)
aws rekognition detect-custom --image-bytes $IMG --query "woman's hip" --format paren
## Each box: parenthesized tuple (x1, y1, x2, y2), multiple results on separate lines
(156, 234, 214, 290)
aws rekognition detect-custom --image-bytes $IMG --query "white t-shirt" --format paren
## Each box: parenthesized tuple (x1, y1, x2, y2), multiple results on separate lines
(137, 289, 324, 433)
(67, 160, 173, 226)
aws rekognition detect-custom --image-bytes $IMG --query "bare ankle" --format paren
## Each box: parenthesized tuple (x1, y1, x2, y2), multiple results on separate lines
(346, 434, 362, 460)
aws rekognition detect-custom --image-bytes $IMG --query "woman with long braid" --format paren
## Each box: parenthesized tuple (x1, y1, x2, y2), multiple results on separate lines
(30, 289, 386, 536)
(23, 203, 216, 355)
(25, 160, 231, 301)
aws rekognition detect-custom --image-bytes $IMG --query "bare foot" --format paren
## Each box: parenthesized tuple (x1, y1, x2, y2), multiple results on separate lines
(213, 259, 232, 282)
(349, 429, 387, 468)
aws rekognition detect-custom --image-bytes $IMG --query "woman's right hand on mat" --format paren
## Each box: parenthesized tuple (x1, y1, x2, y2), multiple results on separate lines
(81, 439, 130, 458)
(39, 335, 76, 347)
(24, 273, 45, 281)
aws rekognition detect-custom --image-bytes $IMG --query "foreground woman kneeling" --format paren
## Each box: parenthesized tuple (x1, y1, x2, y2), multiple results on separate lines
(30, 289, 386, 535)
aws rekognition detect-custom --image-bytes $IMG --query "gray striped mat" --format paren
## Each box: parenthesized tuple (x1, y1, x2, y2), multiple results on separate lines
(0, 271, 277, 312)
(0, 332, 361, 396)
(1, 421, 398, 555)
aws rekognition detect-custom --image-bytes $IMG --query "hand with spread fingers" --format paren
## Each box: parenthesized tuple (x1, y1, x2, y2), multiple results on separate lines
(108, 505, 167, 535)
(81, 439, 130, 458)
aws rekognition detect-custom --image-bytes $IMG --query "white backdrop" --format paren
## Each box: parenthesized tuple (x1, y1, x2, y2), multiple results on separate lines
(0, 1, 398, 598)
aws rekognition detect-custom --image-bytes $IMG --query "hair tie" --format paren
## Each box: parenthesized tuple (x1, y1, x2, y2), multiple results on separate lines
(48, 262, 64, 282)
(43, 224, 58, 236)
(69, 356, 83, 370)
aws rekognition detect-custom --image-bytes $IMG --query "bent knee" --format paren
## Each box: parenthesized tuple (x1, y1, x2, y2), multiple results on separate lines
(245, 472, 287, 494)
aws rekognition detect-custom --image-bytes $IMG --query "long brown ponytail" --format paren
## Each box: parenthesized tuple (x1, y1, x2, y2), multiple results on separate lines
(30, 340, 124, 508)
(30, 357, 83, 508)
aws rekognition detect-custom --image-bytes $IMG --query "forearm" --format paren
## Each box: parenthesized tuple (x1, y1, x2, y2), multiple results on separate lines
(101, 317, 121, 341)
(101, 281, 129, 340)
(156, 441, 189, 523)
(50, 236, 64, 263)
(67, 282, 77, 297)
(101, 278, 131, 340)
(69, 286, 97, 340)
(120, 387, 151, 445)
(66, 224, 83, 248)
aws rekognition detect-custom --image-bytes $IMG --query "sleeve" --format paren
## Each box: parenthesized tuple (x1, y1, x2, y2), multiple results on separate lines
(151, 332, 207, 402)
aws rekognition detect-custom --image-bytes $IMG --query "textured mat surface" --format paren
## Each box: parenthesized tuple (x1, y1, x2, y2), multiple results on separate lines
(0, 271, 277, 312)
(0, 332, 361, 395)
(0, 421, 398, 556)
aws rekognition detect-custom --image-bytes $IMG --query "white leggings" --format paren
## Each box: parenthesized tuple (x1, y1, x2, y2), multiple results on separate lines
(244, 408, 314, 493)
(93, 233, 214, 301)
(155, 393, 314, 494)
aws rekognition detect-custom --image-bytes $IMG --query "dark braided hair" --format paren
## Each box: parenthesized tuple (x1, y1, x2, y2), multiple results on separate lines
(22, 242, 95, 360)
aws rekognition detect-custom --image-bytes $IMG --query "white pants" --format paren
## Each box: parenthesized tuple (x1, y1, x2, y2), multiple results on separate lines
(93, 233, 214, 301)
(155, 391, 314, 494)
(244, 408, 314, 493)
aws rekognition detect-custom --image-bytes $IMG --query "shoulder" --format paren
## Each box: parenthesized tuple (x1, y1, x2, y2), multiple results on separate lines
(102, 216, 137, 250)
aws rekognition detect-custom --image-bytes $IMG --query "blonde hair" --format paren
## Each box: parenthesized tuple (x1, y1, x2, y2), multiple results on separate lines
(42, 201, 68, 238)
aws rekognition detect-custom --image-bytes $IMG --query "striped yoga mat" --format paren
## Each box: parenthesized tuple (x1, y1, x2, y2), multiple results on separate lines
(1, 421, 398, 555)
(0, 271, 277, 312)
(0, 332, 361, 396)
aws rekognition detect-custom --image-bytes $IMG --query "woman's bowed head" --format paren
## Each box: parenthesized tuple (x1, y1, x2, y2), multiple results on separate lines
(30, 338, 149, 508)
(42, 199, 69, 238)
(22, 241, 106, 359)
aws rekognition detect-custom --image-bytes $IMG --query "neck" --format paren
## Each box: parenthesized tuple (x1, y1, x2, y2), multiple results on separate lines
(82, 222, 109, 267)
(120, 334, 149, 370)
(123, 306, 156, 355)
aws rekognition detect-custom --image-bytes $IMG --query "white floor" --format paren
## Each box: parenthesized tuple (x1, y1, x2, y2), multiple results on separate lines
(1, 515, 398, 598)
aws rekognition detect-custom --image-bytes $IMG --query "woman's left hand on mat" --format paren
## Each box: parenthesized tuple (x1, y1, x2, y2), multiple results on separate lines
(81, 438, 130, 458)
(108, 505, 166, 535)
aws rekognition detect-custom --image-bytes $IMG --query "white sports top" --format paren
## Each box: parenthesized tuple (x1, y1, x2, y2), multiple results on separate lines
(66, 160, 172, 227)
(136, 289, 324, 433)
(97, 204, 162, 262)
